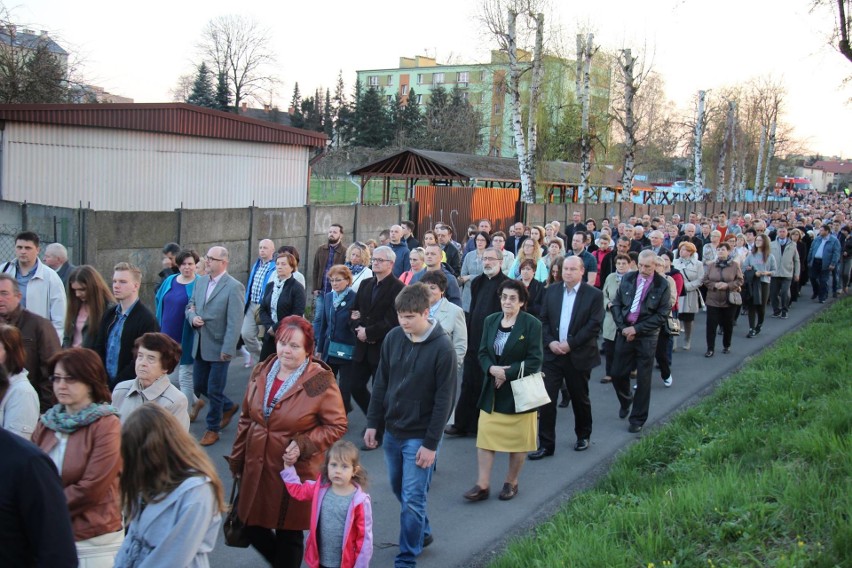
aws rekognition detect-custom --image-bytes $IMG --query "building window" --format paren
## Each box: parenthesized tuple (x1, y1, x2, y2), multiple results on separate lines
(368, 75, 378, 87)
(387, 75, 393, 85)
(461, 91, 469, 101)
(387, 95, 393, 103)
(401, 84, 409, 95)
(458, 71, 469, 85)
(417, 74, 423, 85)
(416, 94, 423, 104)
(433, 73, 444, 85)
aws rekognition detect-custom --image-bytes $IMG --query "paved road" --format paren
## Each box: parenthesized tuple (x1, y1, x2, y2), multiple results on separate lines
(203, 293, 832, 568)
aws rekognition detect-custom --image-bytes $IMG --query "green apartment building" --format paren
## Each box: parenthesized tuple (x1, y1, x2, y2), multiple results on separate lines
(356, 52, 611, 158)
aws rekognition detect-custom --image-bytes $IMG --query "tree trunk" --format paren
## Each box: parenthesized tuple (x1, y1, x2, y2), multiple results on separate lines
(761, 119, 777, 198)
(754, 125, 766, 197)
(579, 33, 594, 199)
(506, 10, 533, 202)
(575, 34, 583, 101)
(620, 49, 637, 203)
(692, 90, 705, 201)
(728, 102, 738, 201)
(716, 100, 734, 202)
(526, 13, 545, 203)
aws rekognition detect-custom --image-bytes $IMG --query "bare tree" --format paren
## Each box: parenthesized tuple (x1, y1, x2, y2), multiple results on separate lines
(618, 49, 638, 202)
(716, 100, 735, 201)
(197, 14, 277, 111)
(577, 33, 597, 197)
(728, 102, 738, 201)
(811, 0, 852, 66)
(760, 119, 777, 197)
(170, 72, 194, 102)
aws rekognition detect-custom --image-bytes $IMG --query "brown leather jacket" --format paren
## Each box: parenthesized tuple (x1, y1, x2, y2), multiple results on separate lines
(2, 305, 61, 412)
(311, 242, 347, 292)
(32, 414, 123, 541)
(228, 358, 347, 530)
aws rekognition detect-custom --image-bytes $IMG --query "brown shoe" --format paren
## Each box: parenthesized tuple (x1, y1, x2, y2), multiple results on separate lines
(220, 405, 239, 429)
(462, 485, 490, 502)
(189, 399, 205, 423)
(199, 431, 219, 446)
(498, 482, 518, 501)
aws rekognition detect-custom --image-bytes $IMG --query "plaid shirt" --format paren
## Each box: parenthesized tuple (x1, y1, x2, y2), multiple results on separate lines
(249, 259, 275, 304)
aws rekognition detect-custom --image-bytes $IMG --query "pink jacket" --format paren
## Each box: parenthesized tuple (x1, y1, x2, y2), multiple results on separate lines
(280, 466, 372, 568)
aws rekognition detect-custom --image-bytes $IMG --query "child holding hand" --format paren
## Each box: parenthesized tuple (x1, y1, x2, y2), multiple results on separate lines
(281, 440, 373, 568)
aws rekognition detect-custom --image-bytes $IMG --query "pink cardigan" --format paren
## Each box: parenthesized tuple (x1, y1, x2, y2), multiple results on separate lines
(280, 466, 373, 568)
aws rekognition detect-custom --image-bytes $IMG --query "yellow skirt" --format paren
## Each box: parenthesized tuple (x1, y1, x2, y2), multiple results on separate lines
(476, 409, 538, 452)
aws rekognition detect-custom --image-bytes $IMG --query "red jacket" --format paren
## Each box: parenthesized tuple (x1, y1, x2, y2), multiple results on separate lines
(280, 466, 372, 568)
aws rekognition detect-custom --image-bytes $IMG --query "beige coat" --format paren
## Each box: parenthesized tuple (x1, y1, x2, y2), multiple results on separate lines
(111, 375, 189, 430)
(673, 257, 705, 314)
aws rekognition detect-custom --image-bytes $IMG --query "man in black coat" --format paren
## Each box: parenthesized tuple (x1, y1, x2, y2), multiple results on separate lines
(507, 221, 528, 256)
(444, 249, 506, 437)
(530, 257, 604, 459)
(435, 224, 462, 276)
(349, 246, 405, 432)
(93, 262, 159, 389)
(610, 250, 672, 433)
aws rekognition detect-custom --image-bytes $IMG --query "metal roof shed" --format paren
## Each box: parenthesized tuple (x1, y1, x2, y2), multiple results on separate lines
(0, 103, 327, 211)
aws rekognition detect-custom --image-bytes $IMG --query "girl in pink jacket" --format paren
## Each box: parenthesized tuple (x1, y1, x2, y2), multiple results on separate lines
(281, 440, 373, 568)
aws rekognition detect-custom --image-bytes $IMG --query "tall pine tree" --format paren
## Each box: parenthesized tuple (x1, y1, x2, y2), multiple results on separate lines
(186, 62, 216, 109)
(215, 71, 230, 112)
(323, 88, 333, 139)
(353, 85, 390, 148)
(289, 83, 304, 128)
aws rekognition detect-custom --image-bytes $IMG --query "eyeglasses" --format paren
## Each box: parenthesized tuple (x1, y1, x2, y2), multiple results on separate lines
(329, 278, 348, 283)
(482, 256, 501, 262)
(371, 258, 392, 264)
(49, 374, 79, 385)
(207, 256, 224, 262)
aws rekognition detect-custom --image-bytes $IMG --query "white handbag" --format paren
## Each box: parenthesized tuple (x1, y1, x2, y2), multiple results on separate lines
(510, 361, 551, 412)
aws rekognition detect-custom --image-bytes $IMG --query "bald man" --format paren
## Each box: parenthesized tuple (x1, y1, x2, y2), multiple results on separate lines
(241, 239, 276, 365)
(388, 224, 411, 277)
(187, 246, 246, 446)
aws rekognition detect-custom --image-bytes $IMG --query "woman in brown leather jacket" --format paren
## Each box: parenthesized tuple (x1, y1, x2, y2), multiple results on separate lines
(228, 315, 347, 567)
(701, 243, 744, 358)
(32, 348, 123, 567)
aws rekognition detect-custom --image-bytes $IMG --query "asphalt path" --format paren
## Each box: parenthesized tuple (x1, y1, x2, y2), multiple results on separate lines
(203, 291, 832, 568)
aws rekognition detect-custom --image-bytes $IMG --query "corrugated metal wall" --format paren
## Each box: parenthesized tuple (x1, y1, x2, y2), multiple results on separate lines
(414, 185, 520, 239)
(1, 123, 310, 211)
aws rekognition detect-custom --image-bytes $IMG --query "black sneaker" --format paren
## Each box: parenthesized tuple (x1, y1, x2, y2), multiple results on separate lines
(771, 311, 781, 318)
(781, 311, 788, 319)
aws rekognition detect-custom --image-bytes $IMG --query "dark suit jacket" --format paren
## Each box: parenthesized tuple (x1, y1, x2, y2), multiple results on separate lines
(524, 279, 544, 319)
(565, 223, 585, 241)
(258, 278, 307, 332)
(507, 235, 527, 256)
(350, 275, 405, 366)
(442, 243, 462, 276)
(611, 272, 671, 337)
(476, 311, 543, 414)
(540, 282, 604, 370)
(94, 300, 159, 388)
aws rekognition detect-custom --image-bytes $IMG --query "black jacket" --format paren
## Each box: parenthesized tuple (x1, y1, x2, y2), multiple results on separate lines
(540, 282, 604, 369)
(0, 430, 77, 568)
(442, 243, 462, 276)
(366, 322, 457, 451)
(93, 301, 159, 388)
(258, 278, 307, 332)
(350, 275, 405, 366)
(611, 272, 671, 337)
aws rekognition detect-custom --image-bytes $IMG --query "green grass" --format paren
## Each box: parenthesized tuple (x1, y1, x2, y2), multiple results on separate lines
(309, 177, 410, 204)
(490, 299, 852, 568)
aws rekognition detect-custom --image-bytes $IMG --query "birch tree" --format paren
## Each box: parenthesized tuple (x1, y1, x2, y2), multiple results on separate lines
(728, 103, 738, 201)
(619, 49, 638, 202)
(577, 33, 597, 198)
(715, 100, 735, 201)
(691, 90, 706, 201)
(753, 125, 767, 196)
(479, 0, 549, 203)
(760, 119, 777, 197)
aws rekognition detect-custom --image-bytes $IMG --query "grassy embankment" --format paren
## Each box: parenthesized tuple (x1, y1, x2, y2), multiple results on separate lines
(491, 299, 851, 567)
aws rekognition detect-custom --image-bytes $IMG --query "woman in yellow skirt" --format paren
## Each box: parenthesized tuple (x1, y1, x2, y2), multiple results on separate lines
(463, 279, 543, 502)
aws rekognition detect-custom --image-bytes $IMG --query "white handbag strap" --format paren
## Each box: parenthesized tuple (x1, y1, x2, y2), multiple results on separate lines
(518, 361, 524, 378)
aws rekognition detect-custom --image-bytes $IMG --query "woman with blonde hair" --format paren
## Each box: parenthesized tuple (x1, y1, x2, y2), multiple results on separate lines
(702, 230, 723, 265)
(508, 239, 548, 282)
(115, 404, 225, 567)
(528, 225, 546, 254)
(400, 247, 425, 285)
(63, 266, 114, 349)
(344, 242, 373, 291)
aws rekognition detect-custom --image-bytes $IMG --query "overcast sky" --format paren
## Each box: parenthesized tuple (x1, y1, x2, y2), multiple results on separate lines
(17, 0, 852, 157)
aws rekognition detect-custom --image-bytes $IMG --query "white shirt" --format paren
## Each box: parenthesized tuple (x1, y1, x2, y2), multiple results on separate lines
(558, 282, 581, 343)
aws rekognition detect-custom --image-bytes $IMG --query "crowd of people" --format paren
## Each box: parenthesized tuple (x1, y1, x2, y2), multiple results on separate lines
(1, 191, 849, 568)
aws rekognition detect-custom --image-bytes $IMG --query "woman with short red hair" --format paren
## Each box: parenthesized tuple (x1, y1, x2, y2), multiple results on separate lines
(228, 316, 347, 567)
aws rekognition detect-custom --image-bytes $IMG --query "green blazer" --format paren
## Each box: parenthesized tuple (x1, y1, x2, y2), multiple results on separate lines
(477, 311, 543, 414)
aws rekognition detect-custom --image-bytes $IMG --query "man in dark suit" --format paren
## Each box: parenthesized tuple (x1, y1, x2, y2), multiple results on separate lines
(564, 211, 585, 242)
(530, 256, 604, 459)
(507, 221, 528, 256)
(610, 250, 672, 433)
(349, 245, 405, 441)
(435, 224, 462, 276)
(186, 246, 246, 446)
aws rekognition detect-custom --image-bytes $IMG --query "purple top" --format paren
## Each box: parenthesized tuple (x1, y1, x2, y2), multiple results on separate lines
(160, 279, 189, 342)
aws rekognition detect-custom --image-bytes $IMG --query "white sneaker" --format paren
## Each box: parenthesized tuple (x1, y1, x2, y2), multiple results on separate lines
(240, 346, 253, 368)
(663, 376, 673, 388)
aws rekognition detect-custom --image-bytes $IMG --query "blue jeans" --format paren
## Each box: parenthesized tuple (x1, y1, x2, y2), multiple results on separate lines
(193, 358, 235, 432)
(383, 432, 437, 568)
(811, 259, 831, 301)
(312, 293, 325, 340)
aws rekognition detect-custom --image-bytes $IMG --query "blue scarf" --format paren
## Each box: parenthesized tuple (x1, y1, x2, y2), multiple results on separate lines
(332, 287, 351, 309)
